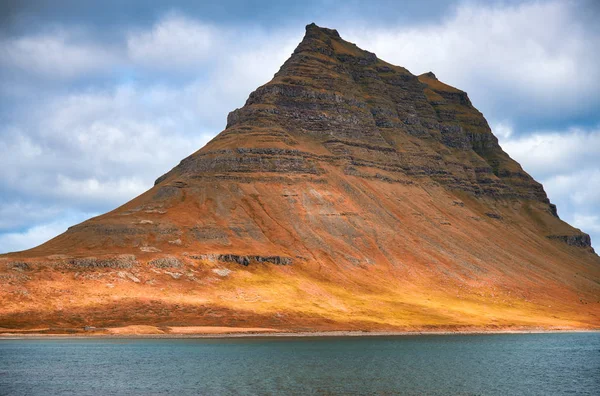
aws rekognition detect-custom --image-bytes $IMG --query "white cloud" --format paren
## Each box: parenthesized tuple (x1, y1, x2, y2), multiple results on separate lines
(0, 213, 95, 254)
(499, 128, 600, 178)
(0, 17, 299, 253)
(127, 14, 219, 69)
(543, 170, 600, 206)
(343, 0, 600, 121)
(492, 122, 513, 140)
(126, 13, 299, 78)
(0, 202, 62, 231)
(573, 214, 600, 235)
(498, 126, 600, 248)
(54, 175, 148, 205)
(0, 83, 214, 210)
(0, 30, 119, 79)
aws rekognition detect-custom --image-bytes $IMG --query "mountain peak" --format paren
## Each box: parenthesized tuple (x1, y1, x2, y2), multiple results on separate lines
(292, 22, 377, 64)
(2, 23, 598, 334)
(420, 71, 437, 80)
(305, 22, 341, 39)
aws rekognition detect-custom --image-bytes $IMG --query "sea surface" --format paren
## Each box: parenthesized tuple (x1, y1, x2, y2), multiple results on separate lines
(0, 332, 599, 395)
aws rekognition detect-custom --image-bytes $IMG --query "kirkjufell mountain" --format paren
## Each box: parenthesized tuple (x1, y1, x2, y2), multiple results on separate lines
(1, 24, 599, 334)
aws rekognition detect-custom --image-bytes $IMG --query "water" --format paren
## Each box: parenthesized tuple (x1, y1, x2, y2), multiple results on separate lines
(0, 333, 598, 395)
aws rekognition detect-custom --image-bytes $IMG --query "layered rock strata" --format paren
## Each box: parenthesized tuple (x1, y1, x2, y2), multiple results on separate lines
(1, 24, 598, 333)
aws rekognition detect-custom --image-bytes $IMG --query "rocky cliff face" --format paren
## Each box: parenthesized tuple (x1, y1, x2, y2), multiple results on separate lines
(1, 24, 598, 334)
(164, 24, 554, 204)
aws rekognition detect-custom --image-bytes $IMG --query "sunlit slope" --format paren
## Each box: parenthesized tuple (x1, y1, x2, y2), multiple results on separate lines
(1, 24, 598, 333)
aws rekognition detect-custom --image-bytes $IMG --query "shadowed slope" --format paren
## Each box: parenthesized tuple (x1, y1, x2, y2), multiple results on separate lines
(1, 24, 599, 334)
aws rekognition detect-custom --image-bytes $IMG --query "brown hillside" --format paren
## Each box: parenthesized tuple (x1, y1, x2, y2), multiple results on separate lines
(1, 23, 598, 334)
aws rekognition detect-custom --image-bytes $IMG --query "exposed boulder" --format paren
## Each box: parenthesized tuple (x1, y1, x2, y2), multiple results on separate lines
(217, 254, 293, 266)
(548, 233, 594, 250)
(68, 255, 137, 269)
(148, 257, 184, 268)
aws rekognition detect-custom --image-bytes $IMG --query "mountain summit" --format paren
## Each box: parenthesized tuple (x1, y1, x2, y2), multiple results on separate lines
(1, 24, 598, 334)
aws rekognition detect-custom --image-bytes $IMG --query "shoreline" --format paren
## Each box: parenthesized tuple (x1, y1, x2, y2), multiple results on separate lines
(1, 329, 598, 340)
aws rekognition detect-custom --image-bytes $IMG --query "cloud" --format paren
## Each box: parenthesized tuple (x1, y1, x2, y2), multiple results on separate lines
(496, 125, 600, 247)
(0, 202, 62, 232)
(343, 0, 600, 128)
(573, 214, 600, 235)
(544, 169, 600, 206)
(0, 29, 119, 79)
(498, 127, 600, 179)
(0, 212, 95, 254)
(0, 83, 214, 211)
(492, 122, 513, 140)
(54, 175, 149, 206)
(0, 14, 299, 253)
(127, 14, 219, 69)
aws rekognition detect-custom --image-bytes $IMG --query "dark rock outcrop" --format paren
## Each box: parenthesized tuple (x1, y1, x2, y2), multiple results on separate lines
(68, 255, 137, 269)
(148, 257, 184, 268)
(217, 254, 293, 266)
(548, 234, 594, 250)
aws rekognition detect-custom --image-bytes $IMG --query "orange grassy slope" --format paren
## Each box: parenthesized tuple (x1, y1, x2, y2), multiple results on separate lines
(1, 23, 598, 334)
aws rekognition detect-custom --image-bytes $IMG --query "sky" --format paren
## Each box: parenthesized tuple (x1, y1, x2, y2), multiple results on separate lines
(1, 0, 599, 252)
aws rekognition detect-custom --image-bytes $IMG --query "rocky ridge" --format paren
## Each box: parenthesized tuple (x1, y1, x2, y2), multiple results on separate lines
(1, 24, 598, 333)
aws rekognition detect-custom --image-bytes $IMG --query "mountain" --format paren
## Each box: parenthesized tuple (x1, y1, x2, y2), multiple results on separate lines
(1, 24, 598, 334)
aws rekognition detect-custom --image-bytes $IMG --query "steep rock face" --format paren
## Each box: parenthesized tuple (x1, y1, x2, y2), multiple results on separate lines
(1, 24, 598, 333)
(159, 23, 553, 206)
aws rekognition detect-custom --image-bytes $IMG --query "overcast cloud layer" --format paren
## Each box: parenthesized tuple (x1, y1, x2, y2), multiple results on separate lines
(1, 0, 599, 252)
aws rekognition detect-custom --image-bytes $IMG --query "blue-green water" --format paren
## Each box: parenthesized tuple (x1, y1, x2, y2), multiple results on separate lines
(0, 333, 599, 395)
